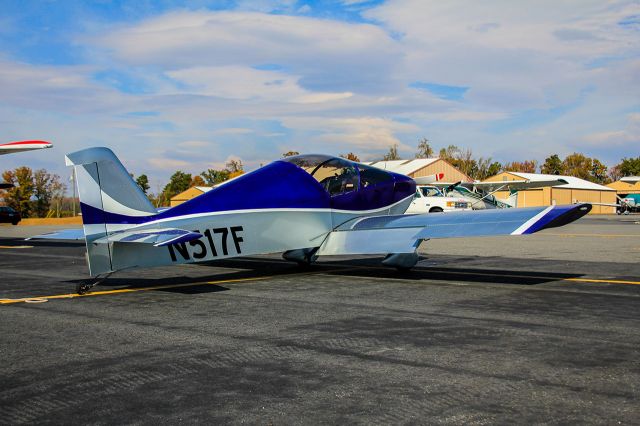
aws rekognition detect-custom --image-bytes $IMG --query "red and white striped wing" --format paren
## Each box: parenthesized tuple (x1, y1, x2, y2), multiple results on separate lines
(0, 140, 53, 155)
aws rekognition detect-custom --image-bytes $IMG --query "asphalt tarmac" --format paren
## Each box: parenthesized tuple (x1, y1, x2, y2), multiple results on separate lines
(1, 216, 639, 425)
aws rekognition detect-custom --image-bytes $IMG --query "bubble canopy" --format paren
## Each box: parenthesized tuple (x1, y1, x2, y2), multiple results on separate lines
(281, 154, 395, 196)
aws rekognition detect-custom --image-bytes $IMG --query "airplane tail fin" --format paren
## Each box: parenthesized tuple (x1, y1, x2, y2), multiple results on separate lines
(66, 147, 157, 276)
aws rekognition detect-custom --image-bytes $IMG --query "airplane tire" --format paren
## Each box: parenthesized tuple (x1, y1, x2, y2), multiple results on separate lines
(76, 281, 95, 295)
(429, 207, 443, 213)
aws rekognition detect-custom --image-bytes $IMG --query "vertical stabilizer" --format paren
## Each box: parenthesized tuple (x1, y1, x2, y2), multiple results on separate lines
(66, 147, 156, 276)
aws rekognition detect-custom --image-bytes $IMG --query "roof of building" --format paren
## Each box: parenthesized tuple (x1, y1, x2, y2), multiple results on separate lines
(194, 186, 213, 193)
(365, 158, 439, 175)
(621, 176, 640, 183)
(504, 172, 614, 191)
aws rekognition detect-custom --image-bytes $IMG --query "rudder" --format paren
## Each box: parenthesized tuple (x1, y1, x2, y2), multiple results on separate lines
(66, 147, 156, 276)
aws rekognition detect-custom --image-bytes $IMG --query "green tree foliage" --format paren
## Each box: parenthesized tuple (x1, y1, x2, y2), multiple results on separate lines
(339, 152, 360, 162)
(200, 169, 230, 186)
(487, 161, 502, 178)
(617, 157, 640, 177)
(558, 153, 609, 183)
(2, 167, 34, 217)
(590, 159, 608, 184)
(540, 154, 564, 175)
(0, 167, 65, 218)
(415, 138, 434, 159)
(32, 169, 66, 218)
(282, 151, 299, 158)
(438, 145, 460, 163)
(159, 171, 192, 205)
(135, 174, 150, 194)
(474, 157, 501, 180)
(562, 153, 592, 180)
(382, 144, 400, 161)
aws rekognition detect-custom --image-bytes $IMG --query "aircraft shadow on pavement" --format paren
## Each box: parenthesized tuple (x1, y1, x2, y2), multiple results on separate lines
(63, 256, 583, 293)
(231, 256, 583, 286)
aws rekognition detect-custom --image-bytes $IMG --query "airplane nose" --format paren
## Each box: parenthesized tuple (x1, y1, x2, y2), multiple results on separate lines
(393, 174, 416, 200)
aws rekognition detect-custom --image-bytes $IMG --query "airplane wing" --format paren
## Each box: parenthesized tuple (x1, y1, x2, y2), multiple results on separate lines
(472, 179, 568, 192)
(25, 229, 85, 240)
(0, 140, 53, 155)
(318, 204, 591, 255)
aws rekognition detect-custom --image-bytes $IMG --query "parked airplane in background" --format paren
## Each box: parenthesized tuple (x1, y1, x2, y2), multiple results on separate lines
(31, 148, 591, 294)
(0, 140, 53, 189)
(433, 178, 568, 210)
(0, 140, 52, 156)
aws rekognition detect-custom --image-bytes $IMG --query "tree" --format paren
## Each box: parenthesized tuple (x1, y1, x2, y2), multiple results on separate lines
(540, 154, 564, 175)
(560, 153, 610, 183)
(160, 171, 192, 205)
(340, 152, 361, 162)
(32, 169, 65, 218)
(487, 161, 502, 178)
(474, 157, 498, 180)
(49, 174, 67, 218)
(382, 144, 400, 161)
(502, 160, 538, 173)
(201, 169, 230, 186)
(562, 153, 592, 181)
(225, 159, 243, 174)
(136, 174, 150, 194)
(415, 138, 434, 159)
(608, 164, 622, 182)
(590, 159, 608, 184)
(1, 167, 34, 217)
(190, 175, 205, 187)
(438, 145, 461, 163)
(617, 157, 640, 177)
(282, 151, 299, 158)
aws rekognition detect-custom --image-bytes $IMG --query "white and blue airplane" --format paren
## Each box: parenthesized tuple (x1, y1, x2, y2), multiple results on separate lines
(33, 147, 591, 294)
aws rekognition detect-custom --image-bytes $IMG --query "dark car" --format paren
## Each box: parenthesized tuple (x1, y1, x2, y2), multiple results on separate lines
(0, 206, 21, 225)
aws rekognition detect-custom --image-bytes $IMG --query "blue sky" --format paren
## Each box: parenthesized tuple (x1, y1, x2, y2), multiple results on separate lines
(0, 0, 638, 190)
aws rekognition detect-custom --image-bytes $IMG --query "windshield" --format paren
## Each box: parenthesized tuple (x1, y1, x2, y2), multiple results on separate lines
(282, 155, 359, 196)
(419, 187, 443, 197)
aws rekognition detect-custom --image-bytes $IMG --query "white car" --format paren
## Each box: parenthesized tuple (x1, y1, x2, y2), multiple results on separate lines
(406, 185, 472, 213)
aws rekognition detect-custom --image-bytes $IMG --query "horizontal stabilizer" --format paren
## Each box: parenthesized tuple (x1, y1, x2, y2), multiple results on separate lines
(26, 229, 85, 241)
(93, 228, 202, 247)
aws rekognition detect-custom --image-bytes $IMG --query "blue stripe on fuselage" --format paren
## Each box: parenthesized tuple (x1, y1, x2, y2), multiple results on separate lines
(81, 161, 331, 225)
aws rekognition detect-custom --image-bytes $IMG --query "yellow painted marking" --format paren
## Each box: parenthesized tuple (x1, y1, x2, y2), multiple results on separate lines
(564, 278, 640, 286)
(0, 276, 273, 305)
(0, 268, 351, 305)
(1, 266, 638, 305)
(0, 245, 33, 249)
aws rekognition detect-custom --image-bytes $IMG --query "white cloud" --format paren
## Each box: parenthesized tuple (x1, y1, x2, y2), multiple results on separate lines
(148, 157, 190, 169)
(166, 65, 353, 103)
(94, 11, 403, 94)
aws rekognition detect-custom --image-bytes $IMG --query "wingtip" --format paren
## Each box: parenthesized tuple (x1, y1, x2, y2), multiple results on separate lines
(536, 203, 591, 232)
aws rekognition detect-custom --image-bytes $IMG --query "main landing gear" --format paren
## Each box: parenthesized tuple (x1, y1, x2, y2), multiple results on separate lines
(76, 273, 112, 295)
(282, 247, 319, 266)
(382, 252, 419, 271)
